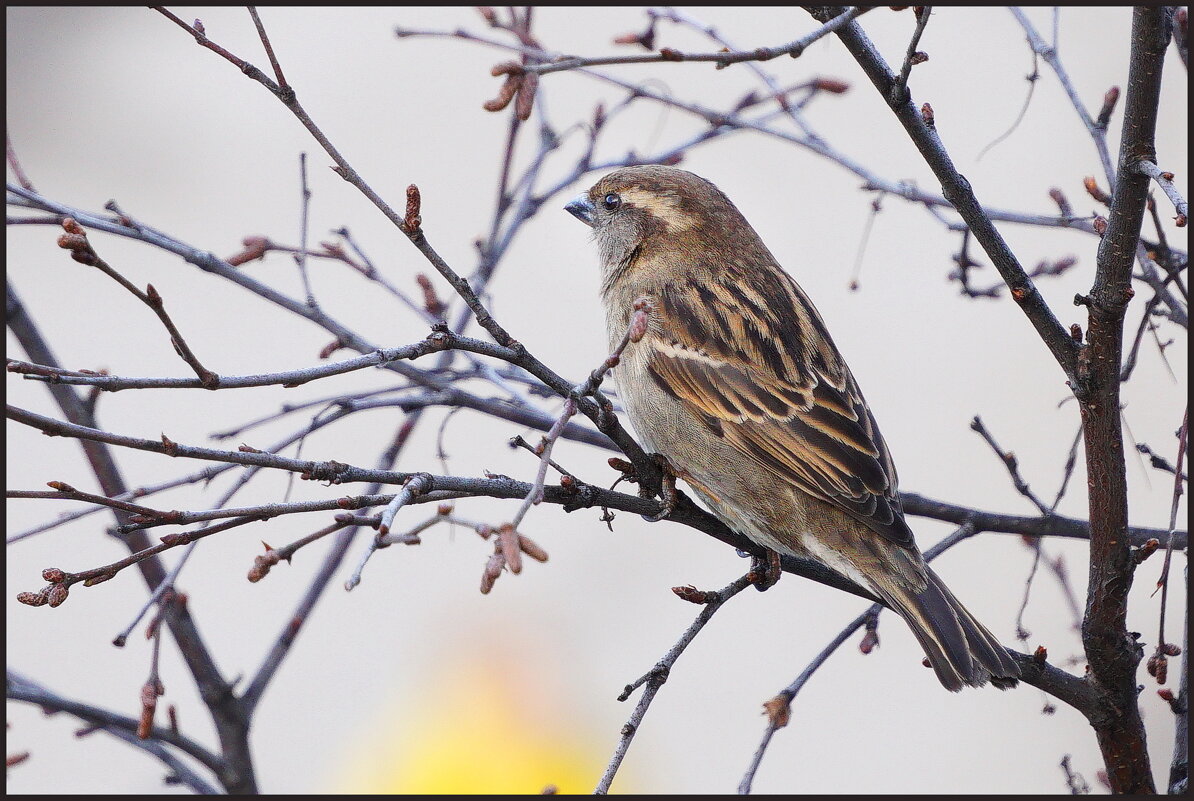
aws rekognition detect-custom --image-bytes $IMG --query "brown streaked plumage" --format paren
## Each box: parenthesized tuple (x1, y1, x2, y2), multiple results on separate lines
(565, 165, 1019, 692)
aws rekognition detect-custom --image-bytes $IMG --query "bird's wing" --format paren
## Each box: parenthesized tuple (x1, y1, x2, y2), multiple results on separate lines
(643, 271, 915, 548)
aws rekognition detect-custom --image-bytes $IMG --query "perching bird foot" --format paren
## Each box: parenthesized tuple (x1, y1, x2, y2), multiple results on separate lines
(606, 454, 679, 522)
(642, 453, 679, 522)
(748, 549, 782, 592)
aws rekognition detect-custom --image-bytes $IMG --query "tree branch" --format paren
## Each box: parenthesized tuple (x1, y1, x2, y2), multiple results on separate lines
(595, 574, 755, 794)
(1077, 7, 1173, 793)
(7, 670, 223, 793)
(808, 5, 1082, 387)
(5, 285, 257, 794)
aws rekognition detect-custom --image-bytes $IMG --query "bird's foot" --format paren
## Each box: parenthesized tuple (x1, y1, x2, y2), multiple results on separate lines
(606, 453, 679, 522)
(642, 453, 679, 522)
(748, 548, 782, 592)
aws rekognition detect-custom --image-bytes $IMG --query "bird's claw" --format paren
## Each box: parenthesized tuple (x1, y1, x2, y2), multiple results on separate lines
(748, 549, 782, 591)
(642, 453, 678, 522)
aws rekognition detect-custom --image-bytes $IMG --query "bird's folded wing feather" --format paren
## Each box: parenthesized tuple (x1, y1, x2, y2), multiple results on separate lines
(645, 276, 915, 548)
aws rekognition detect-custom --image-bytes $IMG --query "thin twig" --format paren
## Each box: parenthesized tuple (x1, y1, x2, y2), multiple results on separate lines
(6, 670, 223, 790)
(509, 398, 577, 529)
(1010, 7, 1116, 189)
(241, 417, 428, 720)
(294, 152, 317, 309)
(1014, 537, 1045, 642)
(808, 7, 1083, 387)
(738, 604, 875, 794)
(1137, 159, 1189, 225)
(1120, 295, 1163, 381)
(5, 127, 36, 190)
(890, 7, 932, 104)
(738, 523, 976, 791)
(52, 218, 219, 388)
(345, 473, 433, 590)
(595, 574, 754, 794)
(437, 7, 866, 78)
(970, 415, 1053, 514)
(1050, 425, 1084, 511)
(1155, 409, 1188, 653)
(8, 328, 510, 391)
(976, 46, 1039, 161)
(7, 486, 171, 519)
(246, 6, 289, 92)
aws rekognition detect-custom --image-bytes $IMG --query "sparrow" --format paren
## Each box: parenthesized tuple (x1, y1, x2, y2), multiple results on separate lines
(565, 165, 1020, 691)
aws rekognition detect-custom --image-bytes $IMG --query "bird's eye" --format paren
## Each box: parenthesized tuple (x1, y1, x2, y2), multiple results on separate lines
(602, 193, 622, 211)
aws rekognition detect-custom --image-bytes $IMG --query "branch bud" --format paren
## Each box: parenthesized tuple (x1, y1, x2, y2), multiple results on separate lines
(498, 523, 522, 574)
(403, 184, 422, 234)
(1083, 176, 1112, 205)
(813, 78, 850, 94)
(1146, 652, 1168, 684)
(1095, 86, 1120, 129)
(42, 568, 67, 583)
(46, 583, 69, 608)
(16, 590, 49, 607)
(480, 549, 504, 594)
(515, 71, 538, 121)
(762, 695, 791, 729)
(671, 584, 714, 604)
(483, 74, 521, 112)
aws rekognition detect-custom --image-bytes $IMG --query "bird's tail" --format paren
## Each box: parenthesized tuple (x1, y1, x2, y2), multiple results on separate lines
(877, 566, 1021, 692)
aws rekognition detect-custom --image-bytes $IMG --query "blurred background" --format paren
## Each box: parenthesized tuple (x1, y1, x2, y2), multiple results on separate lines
(6, 6, 1187, 794)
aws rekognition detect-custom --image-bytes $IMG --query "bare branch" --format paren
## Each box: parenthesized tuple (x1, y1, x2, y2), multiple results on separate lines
(6, 284, 255, 793)
(808, 7, 1083, 387)
(5, 127, 36, 191)
(1009, 7, 1117, 189)
(970, 415, 1054, 515)
(1137, 158, 1189, 226)
(1154, 408, 1188, 666)
(490, 7, 865, 77)
(595, 574, 754, 794)
(1076, 7, 1173, 792)
(890, 6, 932, 105)
(738, 604, 875, 793)
(52, 218, 219, 388)
(7, 670, 223, 792)
(740, 523, 1104, 786)
(344, 473, 432, 590)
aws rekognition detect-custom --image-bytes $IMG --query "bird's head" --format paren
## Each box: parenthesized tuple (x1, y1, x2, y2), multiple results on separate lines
(565, 165, 758, 293)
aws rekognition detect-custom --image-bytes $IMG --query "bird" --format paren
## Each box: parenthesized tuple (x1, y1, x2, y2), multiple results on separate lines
(564, 165, 1020, 691)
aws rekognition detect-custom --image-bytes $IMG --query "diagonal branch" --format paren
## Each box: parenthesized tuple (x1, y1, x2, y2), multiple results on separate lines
(806, 6, 1082, 387)
(1009, 7, 1117, 189)
(1137, 158, 1189, 224)
(7, 670, 222, 793)
(595, 574, 755, 794)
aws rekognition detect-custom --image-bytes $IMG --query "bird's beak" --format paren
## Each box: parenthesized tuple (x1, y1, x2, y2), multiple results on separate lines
(565, 194, 597, 227)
